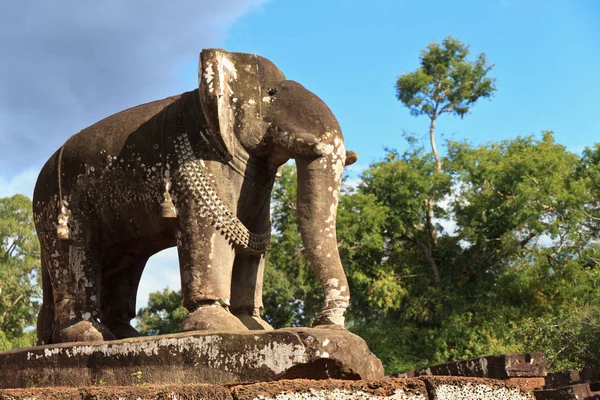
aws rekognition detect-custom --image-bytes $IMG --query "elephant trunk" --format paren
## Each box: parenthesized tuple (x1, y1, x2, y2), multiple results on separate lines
(295, 150, 349, 327)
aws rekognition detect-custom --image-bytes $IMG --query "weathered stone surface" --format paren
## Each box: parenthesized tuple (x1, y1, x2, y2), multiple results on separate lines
(581, 364, 600, 383)
(414, 353, 547, 379)
(0, 384, 233, 400)
(533, 383, 598, 400)
(544, 370, 581, 389)
(0, 328, 383, 389)
(0, 377, 537, 400)
(231, 378, 428, 400)
(34, 49, 360, 347)
(504, 378, 546, 392)
(421, 376, 535, 400)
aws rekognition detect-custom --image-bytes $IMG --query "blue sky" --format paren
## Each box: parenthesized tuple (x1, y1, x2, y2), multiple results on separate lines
(187, 0, 600, 165)
(1, 0, 598, 308)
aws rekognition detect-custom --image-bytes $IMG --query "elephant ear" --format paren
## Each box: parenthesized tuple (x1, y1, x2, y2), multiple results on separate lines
(199, 49, 239, 160)
(199, 49, 287, 158)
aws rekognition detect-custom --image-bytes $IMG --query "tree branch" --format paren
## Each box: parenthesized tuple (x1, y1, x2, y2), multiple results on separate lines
(402, 234, 441, 282)
(484, 180, 516, 199)
(0, 294, 24, 323)
(429, 116, 442, 173)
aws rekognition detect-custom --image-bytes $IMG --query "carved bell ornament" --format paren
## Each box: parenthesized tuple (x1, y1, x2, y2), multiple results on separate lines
(160, 178, 177, 218)
(56, 201, 70, 240)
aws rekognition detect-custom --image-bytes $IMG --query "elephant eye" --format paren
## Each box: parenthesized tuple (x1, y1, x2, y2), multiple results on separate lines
(267, 88, 277, 96)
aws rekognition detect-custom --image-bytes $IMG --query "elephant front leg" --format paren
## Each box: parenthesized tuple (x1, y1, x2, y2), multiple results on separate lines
(176, 207, 248, 332)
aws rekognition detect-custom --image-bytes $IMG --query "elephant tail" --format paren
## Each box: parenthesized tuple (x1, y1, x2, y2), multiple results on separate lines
(55, 140, 72, 240)
(36, 251, 55, 345)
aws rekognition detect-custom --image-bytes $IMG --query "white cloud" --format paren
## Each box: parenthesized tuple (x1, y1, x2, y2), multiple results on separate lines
(0, 167, 40, 198)
(0, 0, 269, 175)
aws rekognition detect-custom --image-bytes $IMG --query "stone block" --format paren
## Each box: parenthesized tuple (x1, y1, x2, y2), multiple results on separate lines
(230, 378, 428, 399)
(421, 376, 535, 400)
(544, 370, 581, 389)
(0, 385, 233, 400)
(0, 328, 383, 389)
(582, 365, 600, 383)
(505, 378, 546, 391)
(414, 353, 547, 379)
(533, 383, 598, 400)
(0, 377, 539, 399)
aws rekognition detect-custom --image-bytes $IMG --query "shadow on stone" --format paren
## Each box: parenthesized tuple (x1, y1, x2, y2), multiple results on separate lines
(277, 358, 361, 381)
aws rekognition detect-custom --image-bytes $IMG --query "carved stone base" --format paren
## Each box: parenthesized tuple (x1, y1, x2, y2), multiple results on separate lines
(0, 377, 537, 399)
(0, 328, 383, 389)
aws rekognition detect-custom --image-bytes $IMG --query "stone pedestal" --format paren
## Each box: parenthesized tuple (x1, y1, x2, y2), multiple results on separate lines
(0, 377, 536, 399)
(0, 328, 383, 389)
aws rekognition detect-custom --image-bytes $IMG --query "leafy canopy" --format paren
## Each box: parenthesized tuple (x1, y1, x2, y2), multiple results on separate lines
(0, 195, 40, 351)
(134, 137, 600, 373)
(135, 288, 188, 336)
(396, 36, 497, 119)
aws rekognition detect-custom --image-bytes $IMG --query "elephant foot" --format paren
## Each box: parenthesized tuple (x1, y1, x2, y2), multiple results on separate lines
(312, 308, 347, 329)
(232, 311, 274, 331)
(180, 303, 248, 333)
(52, 320, 116, 344)
(104, 321, 141, 339)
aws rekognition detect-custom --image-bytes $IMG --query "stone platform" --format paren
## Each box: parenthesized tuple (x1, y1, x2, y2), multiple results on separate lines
(0, 377, 536, 399)
(0, 328, 383, 389)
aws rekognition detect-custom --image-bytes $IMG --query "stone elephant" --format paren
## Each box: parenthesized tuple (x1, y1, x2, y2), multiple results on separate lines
(33, 49, 358, 344)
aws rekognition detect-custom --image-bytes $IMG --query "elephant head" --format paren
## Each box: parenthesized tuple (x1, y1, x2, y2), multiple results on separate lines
(198, 49, 358, 327)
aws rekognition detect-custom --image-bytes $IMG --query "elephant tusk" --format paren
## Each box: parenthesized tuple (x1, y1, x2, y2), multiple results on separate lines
(345, 150, 358, 166)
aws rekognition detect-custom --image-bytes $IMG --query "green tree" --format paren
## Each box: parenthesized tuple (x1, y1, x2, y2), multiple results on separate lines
(263, 164, 323, 327)
(396, 36, 497, 173)
(395, 37, 496, 283)
(0, 195, 40, 351)
(135, 288, 188, 335)
(349, 132, 600, 372)
(133, 135, 600, 373)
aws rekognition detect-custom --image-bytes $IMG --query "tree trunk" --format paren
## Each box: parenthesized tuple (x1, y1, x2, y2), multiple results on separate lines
(427, 115, 441, 282)
(429, 116, 441, 173)
(416, 238, 441, 283)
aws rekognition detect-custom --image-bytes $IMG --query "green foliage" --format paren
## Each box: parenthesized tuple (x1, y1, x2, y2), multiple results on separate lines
(135, 288, 188, 335)
(516, 308, 600, 372)
(132, 136, 600, 374)
(0, 195, 40, 351)
(263, 132, 600, 373)
(396, 36, 497, 119)
(263, 165, 323, 327)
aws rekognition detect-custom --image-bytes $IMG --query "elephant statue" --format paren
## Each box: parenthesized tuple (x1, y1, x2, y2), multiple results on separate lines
(33, 49, 358, 344)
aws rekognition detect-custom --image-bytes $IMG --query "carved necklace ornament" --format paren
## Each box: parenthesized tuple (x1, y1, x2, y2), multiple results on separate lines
(172, 132, 271, 255)
(53, 95, 270, 254)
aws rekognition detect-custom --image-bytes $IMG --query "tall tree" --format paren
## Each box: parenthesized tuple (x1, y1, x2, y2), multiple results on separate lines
(132, 135, 600, 373)
(350, 132, 600, 372)
(396, 36, 497, 173)
(395, 36, 496, 282)
(0, 195, 40, 351)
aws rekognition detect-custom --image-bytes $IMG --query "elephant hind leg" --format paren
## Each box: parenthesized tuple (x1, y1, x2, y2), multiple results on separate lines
(230, 253, 273, 331)
(46, 230, 115, 343)
(100, 252, 148, 339)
